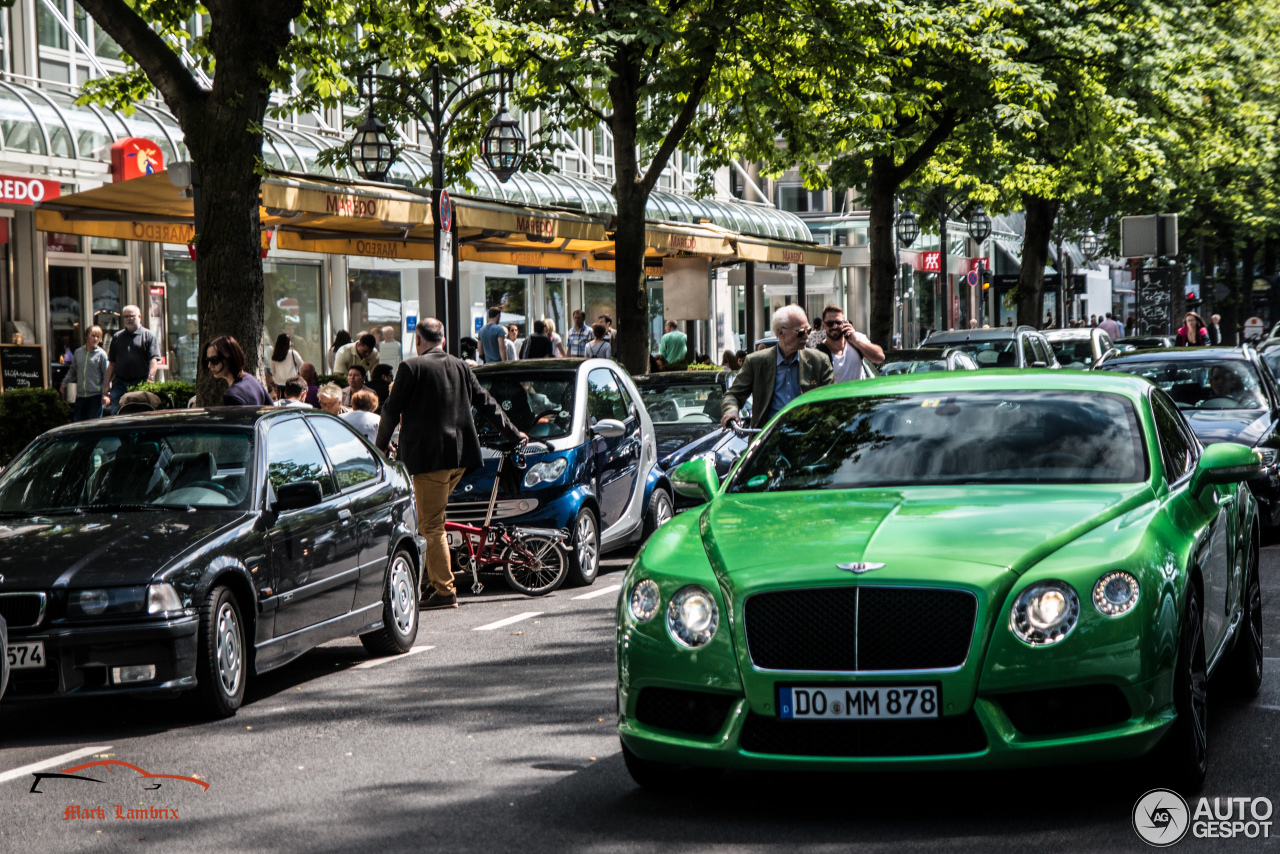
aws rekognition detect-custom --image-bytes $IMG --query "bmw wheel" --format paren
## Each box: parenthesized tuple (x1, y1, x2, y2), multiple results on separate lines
(641, 488, 674, 542)
(1156, 584, 1208, 792)
(1218, 533, 1263, 698)
(360, 550, 420, 656)
(567, 506, 600, 587)
(194, 585, 246, 718)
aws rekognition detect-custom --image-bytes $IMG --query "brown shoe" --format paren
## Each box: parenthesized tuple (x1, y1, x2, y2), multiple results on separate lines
(420, 591, 458, 610)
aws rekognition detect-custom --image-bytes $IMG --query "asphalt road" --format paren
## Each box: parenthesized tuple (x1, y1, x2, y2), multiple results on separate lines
(2, 544, 1280, 853)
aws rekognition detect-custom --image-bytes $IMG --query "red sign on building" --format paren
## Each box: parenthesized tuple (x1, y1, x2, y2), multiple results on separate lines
(922, 251, 941, 272)
(111, 137, 165, 182)
(0, 174, 60, 205)
(970, 257, 988, 274)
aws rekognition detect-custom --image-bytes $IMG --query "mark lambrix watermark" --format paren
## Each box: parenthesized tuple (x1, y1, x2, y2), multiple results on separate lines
(27, 759, 208, 824)
(1134, 789, 1274, 846)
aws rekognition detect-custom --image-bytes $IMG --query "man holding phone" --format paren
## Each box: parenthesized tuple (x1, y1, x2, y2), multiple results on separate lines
(813, 304, 883, 383)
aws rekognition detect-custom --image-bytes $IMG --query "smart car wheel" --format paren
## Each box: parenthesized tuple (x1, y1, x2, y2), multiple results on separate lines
(641, 488, 674, 542)
(1156, 584, 1208, 791)
(1218, 537, 1263, 698)
(194, 585, 246, 719)
(360, 550, 420, 656)
(567, 507, 600, 587)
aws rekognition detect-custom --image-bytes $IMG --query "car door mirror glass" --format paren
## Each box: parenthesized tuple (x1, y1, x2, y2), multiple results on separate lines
(671, 458, 718, 504)
(275, 480, 325, 512)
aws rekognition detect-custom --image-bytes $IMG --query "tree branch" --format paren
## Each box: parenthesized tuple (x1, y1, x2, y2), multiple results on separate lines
(638, 74, 709, 197)
(895, 107, 960, 184)
(77, 0, 206, 116)
(528, 49, 611, 124)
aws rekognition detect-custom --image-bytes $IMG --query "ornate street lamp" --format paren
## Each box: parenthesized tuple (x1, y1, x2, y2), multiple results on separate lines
(896, 209, 920, 248)
(481, 90, 526, 183)
(349, 111, 395, 182)
(966, 204, 992, 244)
(1080, 228, 1099, 260)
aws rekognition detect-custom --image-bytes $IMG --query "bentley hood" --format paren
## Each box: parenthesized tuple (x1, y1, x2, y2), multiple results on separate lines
(0, 510, 242, 588)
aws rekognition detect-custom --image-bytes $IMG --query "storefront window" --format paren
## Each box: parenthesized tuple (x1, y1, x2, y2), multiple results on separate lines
(162, 256, 199, 381)
(90, 236, 127, 256)
(46, 232, 81, 253)
(264, 261, 323, 371)
(48, 266, 82, 363)
(583, 281, 615, 336)
(648, 280, 664, 353)
(544, 278, 566, 344)
(91, 268, 125, 342)
(486, 277, 527, 336)
(348, 268, 402, 344)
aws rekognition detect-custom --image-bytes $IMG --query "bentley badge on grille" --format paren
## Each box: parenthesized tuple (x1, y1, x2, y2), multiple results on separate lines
(836, 562, 884, 574)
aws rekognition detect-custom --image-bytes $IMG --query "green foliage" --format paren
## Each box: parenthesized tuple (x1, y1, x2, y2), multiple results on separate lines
(316, 373, 348, 389)
(133, 380, 197, 410)
(684, 363, 720, 371)
(0, 389, 71, 465)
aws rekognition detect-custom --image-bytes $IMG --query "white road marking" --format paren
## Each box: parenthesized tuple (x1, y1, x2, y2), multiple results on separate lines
(353, 646, 435, 669)
(0, 745, 113, 785)
(572, 584, 621, 601)
(473, 612, 542, 631)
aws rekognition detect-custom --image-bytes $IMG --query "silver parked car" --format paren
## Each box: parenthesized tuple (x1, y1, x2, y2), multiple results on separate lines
(1043, 327, 1116, 369)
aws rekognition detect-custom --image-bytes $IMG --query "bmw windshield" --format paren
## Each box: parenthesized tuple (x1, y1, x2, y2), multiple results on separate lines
(728, 391, 1147, 492)
(1099, 359, 1267, 410)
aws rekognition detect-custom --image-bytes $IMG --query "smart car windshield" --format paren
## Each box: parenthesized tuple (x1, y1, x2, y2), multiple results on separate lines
(477, 372, 577, 440)
(635, 379, 723, 424)
(728, 391, 1147, 492)
(1099, 359, 1267, 410)
(0, 429, 254, 512)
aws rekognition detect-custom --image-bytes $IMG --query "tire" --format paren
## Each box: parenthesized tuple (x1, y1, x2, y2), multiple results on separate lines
(501, 533, 568, 596)
(641, 488, 674, 542)
(1155, 584, 1209, 792)
(193, 585, 246, 719)
(1218, 537, 1263, 698)
(360, 550, 420, 656)
(566, 506, 600, 587)
(620, 740, 720, 791)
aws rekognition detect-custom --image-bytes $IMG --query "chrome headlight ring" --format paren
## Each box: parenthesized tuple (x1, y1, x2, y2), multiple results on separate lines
(1093, 571, 1140, 616)
(1010, 580, 1081, 646)
(666, 585, 719, 648)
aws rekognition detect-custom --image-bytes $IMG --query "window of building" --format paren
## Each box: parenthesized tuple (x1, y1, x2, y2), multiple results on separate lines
(90, 268, 125, 342)
(348, 268, 401, 352)
(48, 266, 83, 361)
(544, 278, 566, 348)
(777, 184, 825, 213)
(486, 277, 527, 338)
(583, 281, 616, 342)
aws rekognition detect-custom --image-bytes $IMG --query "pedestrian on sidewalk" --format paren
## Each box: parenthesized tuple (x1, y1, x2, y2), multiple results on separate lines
(584, 323, 611, 359)
(333, 332, 380, 376)
(506, 323, 522, 361)
(102, 305, 161, 414)
(342, 389, 380, 442)
(379, 325, 403, 367)
(318, 382, 348, 415)
(341, 364, 367, 408)
(544, 318, 565, 357)
(270, 333, 303, 382)
(327, 329, 351, 372)
(722, 305, 833, 429)
(298, 362, 321, 406)
(375, 318, 525, 609)
(61, 325, 108, 421)
(479, 308, 506, 363)
(368, 363, 394, 412)
(205, 336, 271, 406)
(274, 378, 311, 408)
(660, 321, 689, 371)
(566, 310, 591, 357)
(520, 319, 555, 358)
(814, 304, 884, 383)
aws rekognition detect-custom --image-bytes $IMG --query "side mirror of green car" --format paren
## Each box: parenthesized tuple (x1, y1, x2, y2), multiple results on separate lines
(1191, 441, 1263, 492)
(671, 457, 719, 504)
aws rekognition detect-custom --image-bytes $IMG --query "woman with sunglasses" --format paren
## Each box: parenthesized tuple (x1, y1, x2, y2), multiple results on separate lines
(205, 336, 271, 406)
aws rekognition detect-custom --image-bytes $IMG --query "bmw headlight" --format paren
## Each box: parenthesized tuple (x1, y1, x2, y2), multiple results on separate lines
(1093, 571, 1140, 616)
(523, 457, 568, 487)
(666, 585, 718, 648)
(68, 586, 147, 619)
(1010, 580, 1080, 645)
(629, 579, 660, 622)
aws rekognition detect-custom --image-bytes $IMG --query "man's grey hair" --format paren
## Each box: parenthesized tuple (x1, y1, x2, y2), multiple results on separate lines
(416, 317, 445, 345)
(771, 304, 808, 337)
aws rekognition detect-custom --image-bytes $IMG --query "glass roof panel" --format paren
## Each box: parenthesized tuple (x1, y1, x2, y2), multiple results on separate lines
(14, 85, 77, 159)
(0, 85, 44, 155)
(37, 88, 113, 161)
(264, 128, 303, 172)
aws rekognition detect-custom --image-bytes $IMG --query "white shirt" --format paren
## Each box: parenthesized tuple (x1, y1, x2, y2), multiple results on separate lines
(270, 349, 303, 382)
(274, 399, 311, 408)
(341, 409, 380, 443)
(828, 342, 864, 383)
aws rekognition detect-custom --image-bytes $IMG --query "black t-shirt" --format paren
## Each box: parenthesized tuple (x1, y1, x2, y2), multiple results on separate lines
(107, 327, 161, 381)
(521, 334, 554, 359)
(223, 374, 272, 406)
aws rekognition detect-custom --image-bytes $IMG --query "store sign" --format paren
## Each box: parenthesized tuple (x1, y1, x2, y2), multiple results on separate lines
(111, 137, 164, 182)
(922, 251, 941, 272)
(0, 174, 59, 205)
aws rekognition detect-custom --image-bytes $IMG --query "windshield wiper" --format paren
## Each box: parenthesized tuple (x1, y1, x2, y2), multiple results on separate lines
(84, 503, 188, 513)
(0, 507, 84, 518)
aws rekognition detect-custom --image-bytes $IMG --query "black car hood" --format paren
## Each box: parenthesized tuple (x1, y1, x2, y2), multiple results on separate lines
(0, 510, 243, 588)
(1181, 409, 1272, 446)
(654, 423, 722, 463)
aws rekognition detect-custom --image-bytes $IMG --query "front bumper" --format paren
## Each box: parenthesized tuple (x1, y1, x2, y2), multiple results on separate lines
(4, 616, 199, 699)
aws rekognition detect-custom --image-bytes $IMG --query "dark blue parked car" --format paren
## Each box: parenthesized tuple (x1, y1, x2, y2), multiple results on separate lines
(447, 359, 672, 586)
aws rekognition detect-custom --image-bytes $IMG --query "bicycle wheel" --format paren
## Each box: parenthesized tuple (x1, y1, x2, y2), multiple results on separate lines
(501, 533, 569, 596)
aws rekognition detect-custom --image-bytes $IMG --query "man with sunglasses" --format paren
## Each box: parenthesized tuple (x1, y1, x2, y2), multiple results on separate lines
(814, 304, 883, 384)
(721, 304, 833, 429)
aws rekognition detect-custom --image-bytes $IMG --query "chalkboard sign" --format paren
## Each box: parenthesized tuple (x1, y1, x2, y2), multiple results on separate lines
(1136, 269, 1173, 336)
(0, 344, 46, 391)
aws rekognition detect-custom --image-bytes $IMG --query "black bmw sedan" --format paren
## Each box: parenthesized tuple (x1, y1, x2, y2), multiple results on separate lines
(0, 408, 422, 716)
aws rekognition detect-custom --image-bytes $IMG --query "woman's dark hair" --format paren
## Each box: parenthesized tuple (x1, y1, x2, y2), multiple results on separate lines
(592, 323, 606, 340)
(372, 363, 394, 383)
(346, 363, 368, 380)
(207, 335, 247, 378)
(331, 329, 352, 350)
(271, 333, 291, 363)
(1186, 311, 1205, 328)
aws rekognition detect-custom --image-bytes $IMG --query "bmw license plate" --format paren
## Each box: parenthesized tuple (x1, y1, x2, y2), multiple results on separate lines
(777, 685, 939, 720)
(7, 641, 46, 670)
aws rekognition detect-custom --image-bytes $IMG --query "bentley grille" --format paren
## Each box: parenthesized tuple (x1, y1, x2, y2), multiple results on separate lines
(743, 586, 977, 671)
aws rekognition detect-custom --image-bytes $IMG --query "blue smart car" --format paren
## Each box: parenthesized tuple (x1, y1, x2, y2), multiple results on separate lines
(447, 358, 673, 586)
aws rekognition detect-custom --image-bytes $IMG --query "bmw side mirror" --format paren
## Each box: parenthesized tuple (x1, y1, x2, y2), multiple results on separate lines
(275, 480, 325, 512)
(671, 457, 718, 504)
(593, 418, 626, 439)
(1191, 442, 1262, 493)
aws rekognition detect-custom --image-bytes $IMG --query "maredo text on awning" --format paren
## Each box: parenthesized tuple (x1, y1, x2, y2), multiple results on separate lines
(0, 174, 59, 205)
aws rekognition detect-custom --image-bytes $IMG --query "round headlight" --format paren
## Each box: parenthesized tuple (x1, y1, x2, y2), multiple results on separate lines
(666, 585, 719, 648)
(1010, 581, 1080, 645)
(629, 579, 660, 623)
(76, 589, 109, 616)
(1093, 571, 1140, 616)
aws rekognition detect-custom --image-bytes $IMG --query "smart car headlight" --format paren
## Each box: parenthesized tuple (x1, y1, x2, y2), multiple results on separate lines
(1010, 580, 1080, 645)
(629, 579, 660, 623)
(523, 457, 568, 487)
(666, 585, 718, 648)
(1093, 571, 1140, 616)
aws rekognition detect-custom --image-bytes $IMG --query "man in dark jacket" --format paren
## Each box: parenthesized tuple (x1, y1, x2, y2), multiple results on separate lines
(721, 305, 834, 429)
(520, 319, 555, 359)
(376, 318, 525, 609)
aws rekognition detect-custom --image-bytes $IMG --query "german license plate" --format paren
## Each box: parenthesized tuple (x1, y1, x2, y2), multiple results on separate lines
(446, 531, 463, 549)
(7, 641, 46, 670)
(778, 685, 939, 720)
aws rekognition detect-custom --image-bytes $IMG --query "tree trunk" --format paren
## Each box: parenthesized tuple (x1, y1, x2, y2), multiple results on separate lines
(865, 155, 898, 349)
(1015, 194, 1059, 328)
(607, 49, 650, 376)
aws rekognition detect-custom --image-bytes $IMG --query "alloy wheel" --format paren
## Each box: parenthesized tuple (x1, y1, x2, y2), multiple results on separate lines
(655, 492, 673, 527)
(1188, 604, 1208, 767)
(216, 601, 242, 697)
(578, 513, 599, 574)
(389, 556, 416, 638)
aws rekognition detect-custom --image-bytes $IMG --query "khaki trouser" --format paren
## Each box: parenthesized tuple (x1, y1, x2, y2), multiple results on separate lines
(412, 468, 467, 596)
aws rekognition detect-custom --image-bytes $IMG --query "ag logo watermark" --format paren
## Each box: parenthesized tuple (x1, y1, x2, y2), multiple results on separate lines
(1134, 789, 1274, 845)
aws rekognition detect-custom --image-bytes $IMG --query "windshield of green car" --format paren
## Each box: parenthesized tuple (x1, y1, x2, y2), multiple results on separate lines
(477, 373, 577, 440)
(728, 391, 1147, 492)
(1099, 359, 1267, 410)
(635, 379, 723, 424)
(0, 430, 254, 512)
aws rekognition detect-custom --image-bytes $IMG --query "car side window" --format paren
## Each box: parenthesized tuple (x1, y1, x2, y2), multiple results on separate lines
(587, 368, 628, 421)
(1021, 335, 1037, 366)
(1150, 391, 1195, 483)
(1034, 336, 1054, 365)
(266, 418, 335, 496)
(309, 418, 380, 491)
(611, 370, 637, 419)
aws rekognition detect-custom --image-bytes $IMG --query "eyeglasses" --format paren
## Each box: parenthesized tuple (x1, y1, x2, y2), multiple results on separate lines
(203, 355, 224, 366)
(791, 326, 811, 337)
(823, 319, 844, 328)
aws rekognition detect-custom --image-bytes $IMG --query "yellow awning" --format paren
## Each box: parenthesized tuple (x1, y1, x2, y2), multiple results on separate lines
(644, 221, 734, 257)
(734, 236, 841, 268)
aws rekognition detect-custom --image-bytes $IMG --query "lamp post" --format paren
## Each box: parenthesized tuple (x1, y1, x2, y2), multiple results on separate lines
(353, 65, 526, 355)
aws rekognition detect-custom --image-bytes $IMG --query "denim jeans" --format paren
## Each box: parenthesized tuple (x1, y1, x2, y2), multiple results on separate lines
(109, 377, 136, 415)
(72, 395, 104, 421)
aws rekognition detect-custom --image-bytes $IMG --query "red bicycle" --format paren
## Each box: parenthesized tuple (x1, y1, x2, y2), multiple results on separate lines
(444, 440, 570, 596)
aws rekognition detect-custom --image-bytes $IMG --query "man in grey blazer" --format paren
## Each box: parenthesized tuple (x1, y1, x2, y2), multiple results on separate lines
(721, 304, 834, 429)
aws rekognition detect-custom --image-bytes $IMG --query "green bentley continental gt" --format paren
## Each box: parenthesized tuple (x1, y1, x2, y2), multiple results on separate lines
(616, 371, 1263, 790)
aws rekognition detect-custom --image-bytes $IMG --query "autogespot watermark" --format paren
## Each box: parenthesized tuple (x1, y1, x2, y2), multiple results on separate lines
(1133, 789, 1274, 846)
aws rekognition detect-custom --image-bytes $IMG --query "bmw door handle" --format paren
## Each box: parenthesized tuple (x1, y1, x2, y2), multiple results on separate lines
(338, 509, 353, 521)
